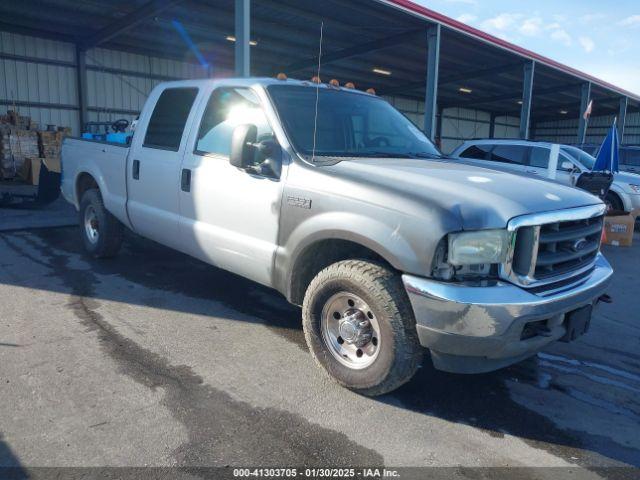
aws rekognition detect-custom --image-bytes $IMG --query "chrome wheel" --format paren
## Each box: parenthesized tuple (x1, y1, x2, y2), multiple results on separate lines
(84, 205, 99, 244)
(321, 292, 381, 369)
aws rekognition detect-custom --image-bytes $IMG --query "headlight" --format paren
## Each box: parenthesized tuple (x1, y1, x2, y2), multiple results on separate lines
(448, 230, 509, 266)
(628, 184, 640, 194)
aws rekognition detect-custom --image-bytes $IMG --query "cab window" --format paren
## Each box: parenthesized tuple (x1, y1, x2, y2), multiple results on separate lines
(196, 87, 274, 156)
(144, 88, 199, 151)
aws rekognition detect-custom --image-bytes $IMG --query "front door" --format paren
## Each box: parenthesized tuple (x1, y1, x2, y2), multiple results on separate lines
(126, 86, 200, 250)
(179, 86, 285, 287)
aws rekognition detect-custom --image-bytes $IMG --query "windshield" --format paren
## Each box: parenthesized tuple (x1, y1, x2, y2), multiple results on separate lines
(560, 145, 595, 169)
(267, 85, 441, 160)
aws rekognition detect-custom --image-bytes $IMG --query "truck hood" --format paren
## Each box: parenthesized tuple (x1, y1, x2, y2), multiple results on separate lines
(326, 157, 603, 229)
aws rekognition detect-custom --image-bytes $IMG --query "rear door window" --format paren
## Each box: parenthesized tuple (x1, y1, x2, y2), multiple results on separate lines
(459, 144, 492, 159)
(529, 147, 550, 168)
(143, 88, 199, 151)
(490, 145, 528, 165)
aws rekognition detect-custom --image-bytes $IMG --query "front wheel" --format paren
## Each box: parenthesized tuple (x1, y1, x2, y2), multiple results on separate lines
(79, 188, 123, 258)
(604, 192, 623, 213)
(302, 260, 423, 396)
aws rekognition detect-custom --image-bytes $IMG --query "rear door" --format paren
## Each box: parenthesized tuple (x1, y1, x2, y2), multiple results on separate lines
(178, 86, 285, 287)
(126, 86, 200, 250)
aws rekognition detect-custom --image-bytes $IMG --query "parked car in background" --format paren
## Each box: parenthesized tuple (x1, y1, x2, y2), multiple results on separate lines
(452, 139, 640, 212)
(576, 143, 640, 175)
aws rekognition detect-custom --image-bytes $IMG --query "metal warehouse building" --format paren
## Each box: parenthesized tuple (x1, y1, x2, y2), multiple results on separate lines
(1, 0, 639, 153)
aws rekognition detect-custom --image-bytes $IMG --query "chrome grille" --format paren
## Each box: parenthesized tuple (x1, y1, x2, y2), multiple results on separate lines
(500, 204, 606, 288)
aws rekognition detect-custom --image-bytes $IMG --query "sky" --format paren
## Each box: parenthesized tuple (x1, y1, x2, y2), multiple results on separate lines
(415, 0, 640, 95)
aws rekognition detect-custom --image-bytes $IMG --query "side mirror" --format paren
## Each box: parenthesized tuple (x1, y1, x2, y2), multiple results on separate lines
(230, 125, 282, 178)
(230, 124, 257, 169)
(561, 161, 576, 171)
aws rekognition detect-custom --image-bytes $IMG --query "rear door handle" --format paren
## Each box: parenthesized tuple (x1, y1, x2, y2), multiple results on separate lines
(181, 168, 191, 192)
(132, 159, 140, 180)
(526, 169, 538, 174)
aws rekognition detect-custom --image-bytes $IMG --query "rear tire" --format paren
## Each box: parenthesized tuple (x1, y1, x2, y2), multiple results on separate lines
(79, 188, 123, 258)
(302, 259, 423, 396)
(605, 192, 623, 213)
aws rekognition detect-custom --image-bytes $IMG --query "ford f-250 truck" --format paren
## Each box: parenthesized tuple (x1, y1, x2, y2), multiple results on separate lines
(61, 77, 613, 395)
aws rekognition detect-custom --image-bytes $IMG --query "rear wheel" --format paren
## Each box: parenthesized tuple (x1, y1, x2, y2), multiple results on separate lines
(302, 259, 422, 396)
(79, 188, 123, 258)
(604, 192, 623, 213)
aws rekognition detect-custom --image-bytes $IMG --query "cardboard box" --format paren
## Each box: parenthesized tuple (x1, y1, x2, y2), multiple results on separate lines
(603, 210, 638, 247)
(29, 158, 42, 186)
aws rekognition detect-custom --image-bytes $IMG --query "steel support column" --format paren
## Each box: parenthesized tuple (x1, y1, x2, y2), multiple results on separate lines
(618, 96, 628, 144)
(519, 61, 535, 139)
(76, 46, 88, 132)
(577, 82, 592, 144)
(424, 23, 441, 140)
(235, 0, 250, 77)
(489, 113, 496, 138)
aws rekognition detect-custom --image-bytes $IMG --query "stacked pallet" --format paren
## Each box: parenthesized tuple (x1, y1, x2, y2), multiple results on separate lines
(0, 111, 39, 180)
(0, 111, 69, 183)
(38, 128, 71, 161)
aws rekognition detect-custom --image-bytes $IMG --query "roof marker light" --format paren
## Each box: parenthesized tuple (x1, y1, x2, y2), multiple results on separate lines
(366, 88, 377, 95)
(345, 82, 356, 89)
(372, 68, 391, 76)
(311, 76, 321, 84)
(329, 79, 340, 87)
(276, 72, 288, 80)
(225, 35, 258, 46)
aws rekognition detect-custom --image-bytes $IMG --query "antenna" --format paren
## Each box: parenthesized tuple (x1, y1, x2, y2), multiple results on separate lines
(311, 21, 324, 162)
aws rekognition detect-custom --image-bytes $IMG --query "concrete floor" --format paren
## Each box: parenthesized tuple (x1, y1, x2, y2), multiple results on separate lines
(0, 225, 638, 477)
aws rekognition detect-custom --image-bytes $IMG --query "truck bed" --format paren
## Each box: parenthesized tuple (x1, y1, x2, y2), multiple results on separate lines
(60, 137, 131, 226)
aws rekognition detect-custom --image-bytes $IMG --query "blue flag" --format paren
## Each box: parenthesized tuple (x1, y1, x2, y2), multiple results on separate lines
(592, 121, 619, 172)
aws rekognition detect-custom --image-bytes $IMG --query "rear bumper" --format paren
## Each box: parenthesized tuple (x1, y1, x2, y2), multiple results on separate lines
(402, 253, 613, 373)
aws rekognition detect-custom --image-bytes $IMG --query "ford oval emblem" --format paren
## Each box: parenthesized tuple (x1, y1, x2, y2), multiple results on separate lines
(572, 238, 588, 252)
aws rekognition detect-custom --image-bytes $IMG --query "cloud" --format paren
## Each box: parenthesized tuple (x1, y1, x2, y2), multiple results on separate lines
(481, 13, 522, 32)
(619, 15, 640, 27)
(580, 13, 606, 24)
(550, 28, 572, 46)
(456, 13, 477, 24)
(578, 36, 595, 53)
(519, 17, 542, 36)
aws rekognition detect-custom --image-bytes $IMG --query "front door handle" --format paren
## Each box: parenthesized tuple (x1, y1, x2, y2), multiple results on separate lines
(181, 168, 191, 192)
(132, 159, 140, 180)
(526, 169, 538, 174)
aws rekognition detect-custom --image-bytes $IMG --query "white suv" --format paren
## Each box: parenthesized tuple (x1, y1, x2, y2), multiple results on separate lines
(452, 139, 640, 213)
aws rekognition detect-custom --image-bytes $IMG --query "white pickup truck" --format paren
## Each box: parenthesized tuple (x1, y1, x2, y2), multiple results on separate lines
(62, 77, 612, 395)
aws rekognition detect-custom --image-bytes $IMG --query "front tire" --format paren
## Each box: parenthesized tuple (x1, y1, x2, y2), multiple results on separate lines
(302, 260, 423, 396)
(79, 189, 123, 258)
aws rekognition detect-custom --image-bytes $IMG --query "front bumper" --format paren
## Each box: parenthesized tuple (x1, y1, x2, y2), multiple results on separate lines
(402, 253, 613, 373)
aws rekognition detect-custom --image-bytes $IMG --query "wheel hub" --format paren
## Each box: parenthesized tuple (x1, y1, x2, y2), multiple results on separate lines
(320, 292, 381, 369)
(338, 310, 372, 347)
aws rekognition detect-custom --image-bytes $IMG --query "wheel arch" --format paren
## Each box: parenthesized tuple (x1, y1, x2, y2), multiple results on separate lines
(286, 236, 399, 306)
